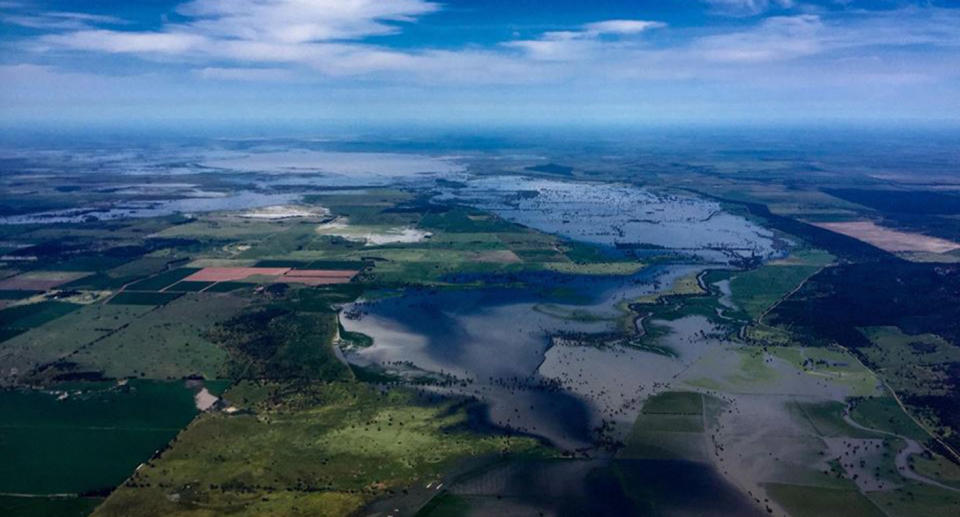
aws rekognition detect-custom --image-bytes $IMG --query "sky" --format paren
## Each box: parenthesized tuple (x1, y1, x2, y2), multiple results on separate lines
(1, 0, 959, 129)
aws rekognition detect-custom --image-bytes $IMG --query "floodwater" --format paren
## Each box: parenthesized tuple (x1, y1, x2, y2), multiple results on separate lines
(447, 457, 764, 517)
(341, 266, 703, 450)
(0, 192, 301, 224)
(436, 176, 778, 263)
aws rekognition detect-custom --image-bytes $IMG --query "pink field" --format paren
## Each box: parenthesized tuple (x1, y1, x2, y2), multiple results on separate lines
(185, 267, 291, 282)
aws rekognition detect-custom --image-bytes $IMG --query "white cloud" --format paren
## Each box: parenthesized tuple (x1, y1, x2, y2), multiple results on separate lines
(582, 20, 666, 35)
(175, 0, 438, 43)
(695, 14, 822, 62)
(702, 0, 796, 17)
(11, 0, 960, 93)
(196, 67, 295, 81)
(2, 10, 127, 30)
(504, 19, 665, 61)
(41, 30, 206, 53)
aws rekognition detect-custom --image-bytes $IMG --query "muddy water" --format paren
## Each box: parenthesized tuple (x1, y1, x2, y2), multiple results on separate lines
(341, 266, 700, 449)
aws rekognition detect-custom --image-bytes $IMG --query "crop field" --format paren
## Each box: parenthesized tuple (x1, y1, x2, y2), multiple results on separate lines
(814, 221, 960, 255)
(126, 268, 200, 291)
(165, 280, 214, 292)
(0, 271, 90, 290)
(866, 483, 960, 517)
(106, 291, 182, 306)
(0, 380, 199, 514)
(2, 133, 960, 517)
(0, 301, 82, 343)
(619, 391, 715, 461)
(765, 483, 885, 517)
(0, 303, 153, 384)
(0, 495, 102, 517)
(67, 293, 249, 380)
(728, 263, 822, 320)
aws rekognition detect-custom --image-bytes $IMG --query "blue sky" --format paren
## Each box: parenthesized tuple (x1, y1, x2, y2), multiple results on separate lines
(1, 0, 959, 128)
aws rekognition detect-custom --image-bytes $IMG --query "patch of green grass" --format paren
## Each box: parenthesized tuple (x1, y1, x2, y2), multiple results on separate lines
(0, 300, 82, 329)
(165, 281, 213, 292)
(420, 208, 520, 233)
(858, 326, 960, 398)
(107, 291, 182, 306)
(729, 264, 820, 320)
(71, 293, 247, 380)
(641, 391, 703, 415)
(204, 281, 251, 293)
(93, 382, 545, 517)
(0, 301, 82, 342)
(619, 393, 719, 462)
(765, 483, 885, 517)
(911, 452, 960, 489)
(127, 268, 200, 291)
(415, 493, 471, 517)
(865, 482, 960, 517)
(0, 303, 153, 382)
(93, 488, 363, 517)
(849, 397, 929, 442)
(792, 401, 877, 438)
(62, 273, 130, 290)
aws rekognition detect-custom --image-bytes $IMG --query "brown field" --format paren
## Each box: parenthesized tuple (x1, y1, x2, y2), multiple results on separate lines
(281, 269, 357, 285)
(185, 267, 291, 282)
(0, 271, 89, 290)
(185, 267, 357, 285)
(813, 220, 960, 254)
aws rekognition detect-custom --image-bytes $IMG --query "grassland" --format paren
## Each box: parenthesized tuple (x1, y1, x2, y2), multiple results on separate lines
(0, 303, 153, 384)
(866, 482, 960, 517)
(730, 264, 822, 320)
(849, 396, 930, 443)
(3, 152, 959, 517)
(66, 293, 248, 380)
(858, 326, 960, 397)
(92, 382, 546, 517)
(765, 483, 885, 517)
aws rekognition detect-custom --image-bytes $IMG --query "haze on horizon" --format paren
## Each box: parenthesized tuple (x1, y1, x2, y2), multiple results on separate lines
(1, 0, 959, 129)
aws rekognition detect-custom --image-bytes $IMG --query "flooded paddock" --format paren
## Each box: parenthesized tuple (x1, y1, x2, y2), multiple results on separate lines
(436, 176, 779, 263)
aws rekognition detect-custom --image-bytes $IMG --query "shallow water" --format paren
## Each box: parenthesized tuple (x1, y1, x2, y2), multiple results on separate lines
(341, 266, 702, 449)
(0, 191, 301, 224)
(447, 457, 764, 517)
(436, 176, 778, 263)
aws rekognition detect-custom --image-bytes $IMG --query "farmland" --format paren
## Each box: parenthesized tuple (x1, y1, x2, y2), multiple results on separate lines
(1, 130, 960, 517)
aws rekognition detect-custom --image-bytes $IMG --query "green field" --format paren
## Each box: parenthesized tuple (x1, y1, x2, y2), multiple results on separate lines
(0, 495, 102, 517)
(69, 293, 248, 379)
(849, 396, 930, 442)
(92, 382, 545, 517)
(640, 391, 704, 415)
(765, 483, 885, 517)
(107, 291, 182, 306)
(0, 381, 198, 495)
(729, 264, 821, 320)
